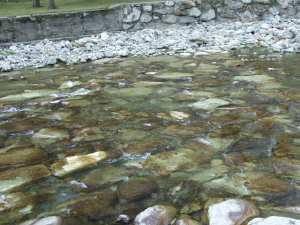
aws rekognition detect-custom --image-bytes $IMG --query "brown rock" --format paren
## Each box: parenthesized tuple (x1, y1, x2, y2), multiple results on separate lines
(118, 178, 159, 202)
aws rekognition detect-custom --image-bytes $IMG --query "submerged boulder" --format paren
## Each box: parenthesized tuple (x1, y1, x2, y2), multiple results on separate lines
(118, 178, 159, 202)
(32, 128, 69, 147)
(134, 205, 177, 225)
(208, 199, 259, 225)
(0, 164, 51, 192)
(143, 148, 212, 176)
(190, 98, 230, 111)
(51, 151, 107, 177)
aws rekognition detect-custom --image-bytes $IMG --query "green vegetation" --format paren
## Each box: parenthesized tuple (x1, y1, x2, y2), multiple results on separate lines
(0, 0, 152, 17)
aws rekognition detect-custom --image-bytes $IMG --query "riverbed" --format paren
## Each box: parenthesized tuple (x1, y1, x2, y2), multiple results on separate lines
(0, 49, 300, 225)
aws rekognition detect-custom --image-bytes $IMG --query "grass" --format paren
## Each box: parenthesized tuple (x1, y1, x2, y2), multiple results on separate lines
(0, 0, 154, 17)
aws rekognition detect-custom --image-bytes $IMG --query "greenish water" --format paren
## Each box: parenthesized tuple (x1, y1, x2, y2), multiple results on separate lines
(0, 50, 300, 224)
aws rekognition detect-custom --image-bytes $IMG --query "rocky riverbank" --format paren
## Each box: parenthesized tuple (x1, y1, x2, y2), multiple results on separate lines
(0, 15, 300, 72)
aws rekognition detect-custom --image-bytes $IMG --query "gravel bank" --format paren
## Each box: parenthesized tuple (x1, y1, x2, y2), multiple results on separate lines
(1, 15, 300, 72)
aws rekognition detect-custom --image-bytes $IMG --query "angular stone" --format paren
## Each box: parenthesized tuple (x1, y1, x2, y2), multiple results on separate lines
(178, 16, 195, 24)
(51, 151, 107, 177)
(82, 166, 130, 189)
(134, 205, 177, 225)
(187, 7, 201, 17)
(118, 178, 159, 202)
(200, 8, 216, 21)
(140, 13, 153, 23)
(0, 165, 51, 192)
(190, 98, 230, 110)
(248, 216, 300, 225)
(208, 199, 259, 225)
(32, 128, 69, 147)
(162, 15, 178, 24)
(143, 5, 153, 12)
(123, 6, 142, 23)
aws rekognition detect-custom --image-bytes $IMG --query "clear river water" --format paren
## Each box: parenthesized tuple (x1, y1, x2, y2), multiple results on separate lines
(0, 49, 300, 225)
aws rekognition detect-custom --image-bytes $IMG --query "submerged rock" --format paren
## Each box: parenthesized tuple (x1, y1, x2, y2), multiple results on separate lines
(134, 205, 177, 225)
(0, 90, 56, 102)
(20, 216, 62, 225)
(169, 111, 190, 120)
(118, 178, 159, 202)
(248, 216, 300, 225)
(0, 147, 45, 167)
(190, 98, 230, 111)
(0, 165, 51, 192)
(61, 190, 117, 219)
(225, 137, 276, 159)
(143, 148, 212, 176)
(51, 151, 107, 177)
(208, 199, 259, 225)
(82, 166, 130, 189)
(32, 128, 69, 147)
(175, 215, 201, 225)
(72, 127, 105, 142)
(154, 72, 194, 80)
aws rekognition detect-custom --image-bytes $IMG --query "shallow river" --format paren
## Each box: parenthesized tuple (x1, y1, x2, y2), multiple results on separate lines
(0, 49, 300, 225)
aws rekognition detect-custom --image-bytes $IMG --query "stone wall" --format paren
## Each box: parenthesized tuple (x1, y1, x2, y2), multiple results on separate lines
(0, 0, 299, 43)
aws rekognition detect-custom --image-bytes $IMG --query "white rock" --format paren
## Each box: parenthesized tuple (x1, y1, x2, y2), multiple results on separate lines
(208, 199, 259, 225)
(20, 216, 62, 225)
(248, 216, 300, 225)
(134, 205, 177, 225)
(190, 98, 230, 110)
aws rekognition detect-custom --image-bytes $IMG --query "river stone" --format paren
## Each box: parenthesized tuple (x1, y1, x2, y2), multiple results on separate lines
(32, 128, 69, 147)
(200, 8, 216, 21)
(140, 13, 153, 23)
(118, 178, 159, 202)
(51, 151, 107, 177)
(162, 15, 178, 24)
(175, 215, 202, 225)
(155, 72, 194, 79)
(243, 171, 290, 194)
(0, 165, 51, 192)
(20, 216, 62, 225)
(143, 148, 212, 176)
(248, 216, 300, 225)
(123, 6, 142, 23)
(0, 90, 56, 102)
(190, 98, 230, 110)
(224, 137, 276, 159)
(0, 192, 33, 213)
(187, 7, 201, 17)
(82, 166, 130, 189)
(208, 199, 259, 225)
(0, 147, 45, 167)
(169, 111, 190, 120)
(107, 87, 153, 97)
(59, 80, 81, 89)
(233, 75, 274, 83)
(203, 176, 251, 196)
(63, 190, 117, 219)
(134, 205, 177, 225)
(72, 127, 104, 142)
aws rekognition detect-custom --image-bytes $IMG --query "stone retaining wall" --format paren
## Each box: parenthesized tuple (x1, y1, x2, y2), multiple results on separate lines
(0, 0, 298, 43)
